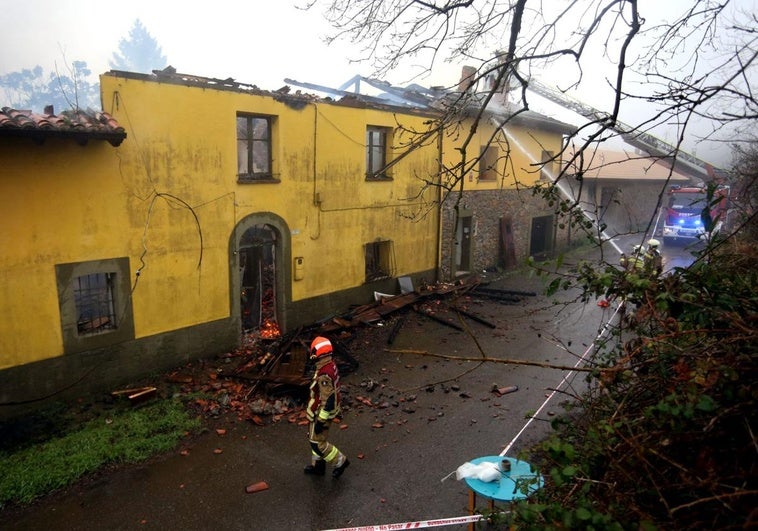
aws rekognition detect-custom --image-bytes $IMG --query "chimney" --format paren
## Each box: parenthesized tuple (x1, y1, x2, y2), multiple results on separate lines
(458, 65, 477, 93)
(44, 105, 54, 115)
(490, 51, 511, 107)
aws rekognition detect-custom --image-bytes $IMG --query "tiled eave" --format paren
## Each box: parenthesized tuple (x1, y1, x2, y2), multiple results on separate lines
(0, 107, 127, 147)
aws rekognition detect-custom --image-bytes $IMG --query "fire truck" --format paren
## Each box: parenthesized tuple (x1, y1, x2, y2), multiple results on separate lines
(657, 185, 730, 245)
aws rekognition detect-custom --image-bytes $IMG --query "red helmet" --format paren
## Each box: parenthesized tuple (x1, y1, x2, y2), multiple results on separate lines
(310, 336, 333, 359)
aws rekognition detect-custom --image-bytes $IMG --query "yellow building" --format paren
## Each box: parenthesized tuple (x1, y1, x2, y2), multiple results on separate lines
(0, 70, 441, 415)
(0, 68, 573, 415)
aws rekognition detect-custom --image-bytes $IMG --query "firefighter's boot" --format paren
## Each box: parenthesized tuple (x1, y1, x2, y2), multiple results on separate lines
(304, 457, 326, 476)
(332, 454, 350, 479)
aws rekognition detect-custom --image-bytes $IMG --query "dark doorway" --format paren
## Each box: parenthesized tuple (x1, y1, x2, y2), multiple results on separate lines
(500, 215, 517, 269)
(455, 214, 473, 273)
(239, 224, 278, 335)
(529, 215, 554, 260)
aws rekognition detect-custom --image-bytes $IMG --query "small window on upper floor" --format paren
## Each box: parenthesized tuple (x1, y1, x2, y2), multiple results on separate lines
(237, 114, 276, 183)
(540, 150, 554, 181)
(479, 145, 499, 181)
(366, 126, 392, 180)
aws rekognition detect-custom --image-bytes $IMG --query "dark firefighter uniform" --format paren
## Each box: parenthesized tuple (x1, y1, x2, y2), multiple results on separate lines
(304, 336, 350, 478)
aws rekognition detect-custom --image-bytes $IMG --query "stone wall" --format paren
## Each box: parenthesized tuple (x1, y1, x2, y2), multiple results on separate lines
(440, 187, 574, 280)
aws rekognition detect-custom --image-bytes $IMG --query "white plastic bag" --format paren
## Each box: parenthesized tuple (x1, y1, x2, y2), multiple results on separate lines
(455, 461, 501, 482)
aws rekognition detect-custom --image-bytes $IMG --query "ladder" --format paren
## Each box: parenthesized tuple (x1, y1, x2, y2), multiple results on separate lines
(525, 77, 719, 180)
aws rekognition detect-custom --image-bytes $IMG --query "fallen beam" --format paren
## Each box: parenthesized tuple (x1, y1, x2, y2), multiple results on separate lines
(413, 307, 464, 331)
(474, 287, 537, 297)
(452, 306, 496, 329)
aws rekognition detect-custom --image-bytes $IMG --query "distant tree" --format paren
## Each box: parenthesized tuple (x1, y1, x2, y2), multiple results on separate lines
(110, 19, 168, 73)
(730, 139, 758, 241)
(0, 60, 99, 113)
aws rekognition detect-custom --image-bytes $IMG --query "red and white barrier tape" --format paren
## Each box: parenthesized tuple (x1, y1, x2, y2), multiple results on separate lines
(499, 302, 623, 457)
(321, 514, 483, 531)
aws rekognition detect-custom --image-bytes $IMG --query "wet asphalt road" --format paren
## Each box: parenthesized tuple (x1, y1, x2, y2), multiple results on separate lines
(1, 261, 612, 531)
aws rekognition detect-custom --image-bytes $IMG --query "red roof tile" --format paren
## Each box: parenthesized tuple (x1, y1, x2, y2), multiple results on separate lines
(0, 107, 126, 146)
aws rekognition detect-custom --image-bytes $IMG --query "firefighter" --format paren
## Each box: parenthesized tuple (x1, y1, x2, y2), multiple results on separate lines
(620, 244, 644, 272)
(304, 336, 350, 478)
(644, 239, 663, 276)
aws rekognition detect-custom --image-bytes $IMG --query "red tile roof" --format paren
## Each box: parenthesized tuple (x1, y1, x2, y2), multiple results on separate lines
(0, 106, 126, 146)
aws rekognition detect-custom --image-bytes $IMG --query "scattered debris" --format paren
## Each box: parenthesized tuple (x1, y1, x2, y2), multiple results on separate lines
(111, 386, 157, 404)
(492, 385, 519, 396)
(472, 286, 535, 304)
(150, 275, 525, 424)
(245, 481, 269, 494)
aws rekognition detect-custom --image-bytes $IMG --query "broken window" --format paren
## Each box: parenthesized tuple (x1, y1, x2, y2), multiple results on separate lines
(74, 272, 118, 335)
(237, 114, 274, 182)
(479, 145, 499, 181)
(365, 240, 395, 282)
(55, 257, 135, 354)
(366, 126, 392, 179)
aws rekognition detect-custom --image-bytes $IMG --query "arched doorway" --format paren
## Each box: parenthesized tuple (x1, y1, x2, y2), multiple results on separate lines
(231, 213, 291, 338)
(239, 224, 277, 334)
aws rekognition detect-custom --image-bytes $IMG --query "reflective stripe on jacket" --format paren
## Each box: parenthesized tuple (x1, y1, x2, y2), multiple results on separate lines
(306, 358, 341, 421)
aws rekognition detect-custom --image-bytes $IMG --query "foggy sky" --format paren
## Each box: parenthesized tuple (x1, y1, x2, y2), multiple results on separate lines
(2, 0, 753, 167)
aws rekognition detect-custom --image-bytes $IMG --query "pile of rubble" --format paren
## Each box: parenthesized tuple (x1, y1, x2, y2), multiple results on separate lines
(140, 277, 535, 425)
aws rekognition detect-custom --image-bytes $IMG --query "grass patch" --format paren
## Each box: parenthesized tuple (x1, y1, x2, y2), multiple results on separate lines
(0, 398, 201, 508)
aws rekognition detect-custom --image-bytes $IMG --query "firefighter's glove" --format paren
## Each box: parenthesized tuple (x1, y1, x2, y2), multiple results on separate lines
(314, 420, 327, 435)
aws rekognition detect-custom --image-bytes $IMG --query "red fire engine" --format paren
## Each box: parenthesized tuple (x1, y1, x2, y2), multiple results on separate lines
(658, 185, 730, 245)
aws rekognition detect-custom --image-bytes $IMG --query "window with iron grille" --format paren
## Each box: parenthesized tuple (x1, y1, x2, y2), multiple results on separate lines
(366, 126, 392, 180)
(237, 114, 275, 182)
(365, 240, 394, 282)
(74, 272, 118, 335)
(56, 257, 135, 355)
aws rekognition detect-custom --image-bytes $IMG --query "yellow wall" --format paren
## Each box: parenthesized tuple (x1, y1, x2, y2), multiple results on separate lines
(439, 116, 561, 191)
(103, 76, 440, 304)
(0, 139, 132, 368)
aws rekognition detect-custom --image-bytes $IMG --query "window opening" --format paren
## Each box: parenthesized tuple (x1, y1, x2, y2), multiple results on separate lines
(540, 150, 554, 181)
(74, 272, 118, 335)
(237, 114, 273, 181)
(365, 240, 394, 281)
(479, 145, 499, 181)
(366, 126, 391, 179)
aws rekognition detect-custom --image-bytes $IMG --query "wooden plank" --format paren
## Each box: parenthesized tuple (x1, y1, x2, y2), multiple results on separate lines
(453, 306, 497, 329)
(413, 307, 464, 331)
